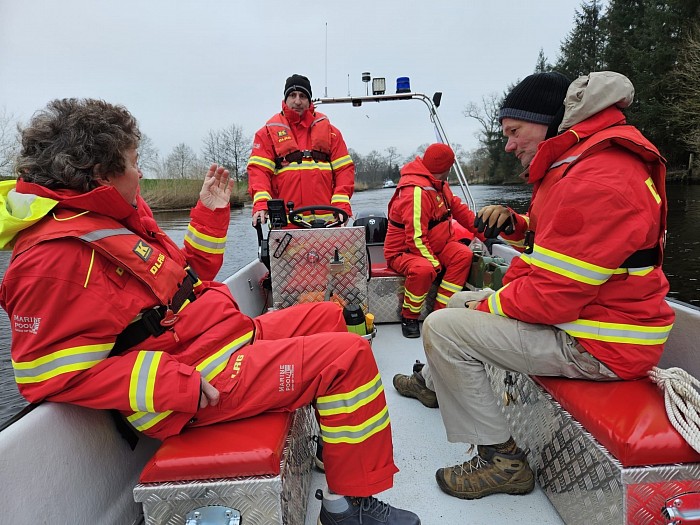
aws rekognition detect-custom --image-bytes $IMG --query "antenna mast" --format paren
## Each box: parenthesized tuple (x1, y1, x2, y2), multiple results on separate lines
(324, 23, 328, 97)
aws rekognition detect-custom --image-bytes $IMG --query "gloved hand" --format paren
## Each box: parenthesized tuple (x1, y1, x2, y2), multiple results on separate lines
(474, 205, 515, 238)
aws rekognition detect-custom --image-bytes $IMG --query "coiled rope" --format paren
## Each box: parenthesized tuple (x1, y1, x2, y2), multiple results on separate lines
(648, 366, 700, 454)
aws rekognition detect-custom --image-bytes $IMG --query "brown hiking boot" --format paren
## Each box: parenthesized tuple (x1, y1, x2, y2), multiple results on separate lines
(392, 361, 438, 408)
(435, 445, 535, 499)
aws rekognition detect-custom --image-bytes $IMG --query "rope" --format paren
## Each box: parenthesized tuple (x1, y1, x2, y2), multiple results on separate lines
(648, 366, 700, 454)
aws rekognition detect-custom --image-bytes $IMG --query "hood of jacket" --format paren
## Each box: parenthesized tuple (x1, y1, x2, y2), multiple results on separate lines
(397, 157, 443, 190)
(559, 71, 634, 132)
(0, 179, 150, 249)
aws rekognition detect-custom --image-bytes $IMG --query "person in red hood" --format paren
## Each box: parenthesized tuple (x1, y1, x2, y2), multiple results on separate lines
(384, 143, 482, 340)
(396, 71, 675, 502)
(0, 98, 420, 525)
(247, 74, 355, 227)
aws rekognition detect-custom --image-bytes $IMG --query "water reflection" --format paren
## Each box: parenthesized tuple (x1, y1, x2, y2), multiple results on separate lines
(1, 184, 699, 427)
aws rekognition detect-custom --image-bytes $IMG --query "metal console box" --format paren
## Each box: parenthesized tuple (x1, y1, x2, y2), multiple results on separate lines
(133, 406, 316, 525)
(269, 226, 368, 312)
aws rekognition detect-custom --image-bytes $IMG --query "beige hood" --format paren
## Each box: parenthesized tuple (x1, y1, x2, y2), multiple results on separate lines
(559, 71, 635, 132)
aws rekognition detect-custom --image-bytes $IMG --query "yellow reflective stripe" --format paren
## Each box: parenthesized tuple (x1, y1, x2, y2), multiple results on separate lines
(412, 187, 439, 267)
(196, 330, 254, 382)
(435, 293, 449, 305)
(248, 156, 275, 171)
(402, 301, 423, 313)
(84, 249, 96, 288)
(320, 406, 390, 444)
(331, 155, 353, 170)
(331, 194, 351, 204)
(439, 280, 462, 293)
(317, 373, 384, 416)
(404, 289, 428, 303)
(645, 177, 661, 204)
(127, 409, 172, 432)
(486, 283, 511, 317)
(184, 224, 227, 254)
(278, 160, 332, 174)
(253, 191, 272, 204)
(530, 245, 613, 285)
(129, 351, 163, 412)
(521, 214, 530, 227)
(13, 343, 113, 384)
(556, 318, 673, 345)
(627, 266, 654, 276)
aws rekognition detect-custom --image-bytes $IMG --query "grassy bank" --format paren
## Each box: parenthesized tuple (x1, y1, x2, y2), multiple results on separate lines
(140, 178, 249, 210)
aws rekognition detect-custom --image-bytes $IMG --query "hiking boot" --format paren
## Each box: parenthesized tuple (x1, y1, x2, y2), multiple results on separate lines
(316, 490, 421, 525)
(393, 361, 438, 408)
(401, 317, 420, 338)
(435, 445, 535, 499)
(313, 434, 325, 471)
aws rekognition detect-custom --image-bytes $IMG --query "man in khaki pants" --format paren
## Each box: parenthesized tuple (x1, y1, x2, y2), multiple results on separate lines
(394, 71, 675, 501)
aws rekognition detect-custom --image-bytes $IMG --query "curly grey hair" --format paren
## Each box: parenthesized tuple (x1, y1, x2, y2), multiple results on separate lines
(16, 98, 141, 192)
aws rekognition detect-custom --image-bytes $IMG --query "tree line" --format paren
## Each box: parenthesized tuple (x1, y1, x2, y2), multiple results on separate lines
(465, 0, 700, 184)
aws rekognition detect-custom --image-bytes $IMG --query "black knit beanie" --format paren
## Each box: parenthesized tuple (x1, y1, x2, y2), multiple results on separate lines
(499, 72, 571, 138)
(284, 74, 312, 100)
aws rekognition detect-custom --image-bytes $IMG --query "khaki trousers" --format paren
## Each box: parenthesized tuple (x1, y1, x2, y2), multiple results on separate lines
(423, 291, 618, 445)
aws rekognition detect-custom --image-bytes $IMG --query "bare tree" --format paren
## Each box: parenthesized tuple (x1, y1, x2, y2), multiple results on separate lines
(201, 124, 251, 183)
(164, 143, 202, 179)
(0, 107, 20, 178)
(137, 134, 161, 179)
(463, 91, 519, 182)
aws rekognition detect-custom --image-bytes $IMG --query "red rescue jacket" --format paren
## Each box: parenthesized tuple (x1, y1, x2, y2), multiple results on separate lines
(478, 107, 675, 379)
(1, 181, 255, 439)
(384, 157, 480, 268)
(247, 102, 355, 217)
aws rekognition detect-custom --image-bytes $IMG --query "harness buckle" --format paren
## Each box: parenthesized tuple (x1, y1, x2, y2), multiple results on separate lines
(160, 308, 179, 327)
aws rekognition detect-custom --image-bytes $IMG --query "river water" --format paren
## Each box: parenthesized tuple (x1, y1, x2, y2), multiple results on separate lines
(1, 184, 699, 427)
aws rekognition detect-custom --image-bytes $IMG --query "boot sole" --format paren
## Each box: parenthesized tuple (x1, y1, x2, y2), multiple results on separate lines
(435, 470, 535, 500)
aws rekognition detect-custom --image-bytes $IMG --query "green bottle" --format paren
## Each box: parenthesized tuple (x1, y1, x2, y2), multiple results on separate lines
(343, 304, 367, 335)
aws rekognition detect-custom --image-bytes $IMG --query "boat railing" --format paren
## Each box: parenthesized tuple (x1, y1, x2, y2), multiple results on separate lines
(314, 91, 477, 210)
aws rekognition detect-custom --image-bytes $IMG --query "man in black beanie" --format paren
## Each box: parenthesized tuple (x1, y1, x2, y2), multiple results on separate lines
(396, 71, 673, 502)
(247, 74, 355, 227)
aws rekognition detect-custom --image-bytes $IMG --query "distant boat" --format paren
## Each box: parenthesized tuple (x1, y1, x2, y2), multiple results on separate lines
(382, 179, 397, 188)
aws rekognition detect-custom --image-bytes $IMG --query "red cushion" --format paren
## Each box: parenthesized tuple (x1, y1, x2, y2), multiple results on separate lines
(371, 264, 401, 278)
(533, 376, 700, 467)
(139, 412, 293, 483)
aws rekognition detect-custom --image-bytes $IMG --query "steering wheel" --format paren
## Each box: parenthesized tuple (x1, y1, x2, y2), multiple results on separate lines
(288, 205, 349, 229)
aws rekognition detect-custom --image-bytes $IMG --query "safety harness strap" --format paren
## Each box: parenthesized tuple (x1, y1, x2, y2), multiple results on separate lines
(110, 267, 198, 356)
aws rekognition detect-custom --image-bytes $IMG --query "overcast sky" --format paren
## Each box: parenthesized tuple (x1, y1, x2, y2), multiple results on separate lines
(0, 1, 583, 161)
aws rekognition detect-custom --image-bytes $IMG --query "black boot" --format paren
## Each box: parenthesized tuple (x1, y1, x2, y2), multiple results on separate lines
(401, 317, 420, 338)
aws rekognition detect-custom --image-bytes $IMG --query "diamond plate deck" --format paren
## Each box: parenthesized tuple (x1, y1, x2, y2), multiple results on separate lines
(269, 227, 368, 312)
(134, 406, 316, 525)
(485, 366, 700, 525)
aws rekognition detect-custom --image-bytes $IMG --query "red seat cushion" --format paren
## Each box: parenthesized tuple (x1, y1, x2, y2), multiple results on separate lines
(371, 264, 401, 278)
(533, 376, 700, 467)
(139, 412, 293, 483)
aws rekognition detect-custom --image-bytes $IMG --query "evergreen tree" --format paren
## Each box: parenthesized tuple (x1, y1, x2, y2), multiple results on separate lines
(555, 0, 606, 80)
(603, 0, 700, 166)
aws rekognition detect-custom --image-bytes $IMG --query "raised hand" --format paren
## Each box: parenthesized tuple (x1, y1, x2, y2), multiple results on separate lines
(199, 164, 234, 211)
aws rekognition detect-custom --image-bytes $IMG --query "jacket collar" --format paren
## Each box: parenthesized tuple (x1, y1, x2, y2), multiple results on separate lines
(528, 106, 627, 184)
